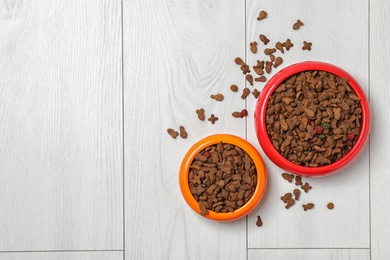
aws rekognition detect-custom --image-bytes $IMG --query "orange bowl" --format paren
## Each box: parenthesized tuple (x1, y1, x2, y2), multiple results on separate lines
(179, 134, 267, 222)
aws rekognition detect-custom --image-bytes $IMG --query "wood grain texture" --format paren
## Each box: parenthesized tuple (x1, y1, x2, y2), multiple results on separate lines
(123, 0, 247, 259)
(0, 251, 123, 260)
(370, 0, 390, 259)
(248, 249, 370, 260)
(0, 0, 122, 251)
(245, 0, 370, 248)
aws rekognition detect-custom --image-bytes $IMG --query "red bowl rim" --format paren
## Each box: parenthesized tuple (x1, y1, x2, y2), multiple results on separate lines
(254, 61, 371, 177)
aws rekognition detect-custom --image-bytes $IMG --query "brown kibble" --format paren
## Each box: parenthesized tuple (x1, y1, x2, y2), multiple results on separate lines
(265, 61, 272, 74)
(327, 202, 334, 209)
(282, 39, 294, 50)
(303, 203, 315, 211)
(295, 176, 302, 186)
(293, 19, 304, 30)
(253, 66, 264, 76)
(210, 93, 224, 101)
(282, 173, 294, 183)
(250, 41, 258, 54)
(302, 41, 312, 51)
(167, 128, 179, 139)
(240, 64, 251, 74)
(293, 189, 300, 200)
(301, 182, 312, 193)
(235, 57, 245, 65)
(281, 192, 292, 203)
(273, 57, 283, 68)
(208, 114, 218, 124)
(259, 34, 270, 45)
(264, 48, 276, 55)
(196, 108, 205, 121)
(246, 74, 254, 86)
(285, 198, 295, 209)
(256, 215, 263, 227)
(275, 42, 284, 54)
(257, 10, 267, 21)
(252, 89, 260, 99)
(255, 76, 267, 82)
(230, 84, 238, 92)
(269, 54, 275, 62)
(179, 126, 188, 138)
(241, 88, 251, 99)
(232, 111, 243, 118)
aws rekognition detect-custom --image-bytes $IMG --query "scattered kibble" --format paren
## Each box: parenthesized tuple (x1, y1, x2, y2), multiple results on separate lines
(255, 76, 267, 82)
(273, 57, 283, 68)
(285, 198, 295, 209)
(281, 192, 292, 203)
(246, 74, 254, 86)
(303, 203, 315, 211)
(269, 54, 275, 62)
(302, 41, 312, 51)
(179, 126, 188, 138)
(234, 57, 245, 65)
(241, 88, 251, 99)
(301, 182, 312, 193)
(232, 111, 243, 118)
(282, 39, 294, 50)
(230, 84, 238, 92)
(208, 114, 218, 124)
(282, 173, 294, 183)
(265, 61, 273, 74)
(210, 93, 224, 101)
(327, 202, 334, 209)
(293, 19, 304, 30)
(275, 41, 284, 53)
(257, 10, 267, 21)
(295, 176, 302, 186)
(256, 215, 263, 227)
(252, 89, 260, 99)
(250, 41, 258, 54)
(196, 108, 205, 121)
(167, 128, 179, 139)
(293, 189, 300, 200)
(259, 34, 270, 45)
(264, 48, 276, 55)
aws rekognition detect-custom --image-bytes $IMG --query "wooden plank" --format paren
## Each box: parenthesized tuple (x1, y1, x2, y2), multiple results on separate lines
(248, 249, 370, 260)
(0, 0, 122, 250)
(370, 0, 390, 259)
(123, 0, 247, 259)
(0, 251, 123, 260)
(246, 0, 369, 248)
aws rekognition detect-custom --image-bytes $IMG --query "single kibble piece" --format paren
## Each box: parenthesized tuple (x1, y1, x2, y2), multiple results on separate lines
(230, 84, 238, 92)
(235, 57, 245, 65)
(264, 48, 276, 55)
(241, 88, 251, 99)
(275, 41, 284, 53)
(208, 114, 218, 124)
(210, 93, 224, 101)
(250, 41, 258, 54)
(303, 203, 315, 211)
(282, 173, 294, 183)
(293, 19, 304, 30)
(281, 192, 292, 203)
(257, 10, 267, 21)
(196, 108, 205, 121)
(232, 111, 243, 118)
(246, 74, 254, 86)
(259, 34, 270, 45)
(295, 176, 302, 186)
(327, 202, 334, 209)
(269, 54, 275, 62)
(301, 182, 312, 193)
(265, 61, 273, 74)
(256, 215, 263, 227)
(167, 128, 179, 139)
(273, 57, 283, 68)
(302, 41, 312, 51)
(285, 198, 295, 209)
(179, 126, 188, 138)
(252, 89, 260, 99)
(293, 189, 300, 200)
(283, 39, 294, 50)
(241, 64, 251, 74)
(256, 60, 265, 69)
(255, 76, 267, 82)
(253, 66, 264, 76)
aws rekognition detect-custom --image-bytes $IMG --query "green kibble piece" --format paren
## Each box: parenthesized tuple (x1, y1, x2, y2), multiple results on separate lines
(322, 122, 330, 130)
(319, 134, 326, 140)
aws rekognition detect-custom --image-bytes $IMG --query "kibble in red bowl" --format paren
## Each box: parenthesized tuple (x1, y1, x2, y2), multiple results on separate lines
(254, 61, 370, 177)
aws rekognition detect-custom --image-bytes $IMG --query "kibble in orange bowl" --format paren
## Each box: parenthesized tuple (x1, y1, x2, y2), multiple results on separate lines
(179, 134, 267, 222)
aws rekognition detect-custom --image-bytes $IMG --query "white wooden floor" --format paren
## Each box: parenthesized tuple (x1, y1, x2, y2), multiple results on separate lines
(0, 0, 389, 259)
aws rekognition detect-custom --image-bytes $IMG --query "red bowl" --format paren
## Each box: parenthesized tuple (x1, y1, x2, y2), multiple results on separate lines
(254, 61, 371, 177)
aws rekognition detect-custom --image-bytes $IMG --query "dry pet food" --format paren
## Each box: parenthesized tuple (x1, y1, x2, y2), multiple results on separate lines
(266, 70, 362, 167)
(293, 188, 300, 200)
(167, 128, 179, 139)
(265, 61, 273, 74)
(255, 76, 267, 82)
(232, 112, 243, 118)
(273, 57, 283, 68)
(285, 198, 295, 209)
(295, 175, 302, 186)
(282, 39, 294, 51)
(275, 41, 284, 53)
(257, 10, 267, 21)
(211, 93, 224, 101)
(302, 41, 312, 51)
(293, 19, 304, 30)
(259, 34, 270, 45)
(250, 41, 258, 54)
(302, 203, 315, 211)
(196, 108, 205, 121)
(246, 74, 254, 86)
(230, 84, 238, 92)
(327, 202, 334, 209)
(256, 215, 263, 227)
(264, 48, 276, 55)
(301, 182, 312, 193)
(188, 142, 258, 215)
(208, 114, 218, 124)
(269, 54, 275, 62)
(281, 192, 292, 203)
(241, 88, 251, 99)
(252, 89, 260, 99)
(282, 173, 294, 183)
(180, 126, 188, 138)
